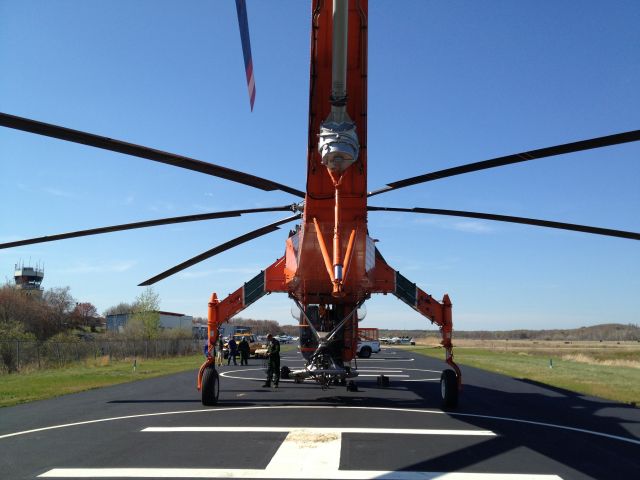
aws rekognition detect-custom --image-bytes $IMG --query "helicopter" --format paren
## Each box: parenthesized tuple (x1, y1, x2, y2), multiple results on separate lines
(1, 1, 638, 408)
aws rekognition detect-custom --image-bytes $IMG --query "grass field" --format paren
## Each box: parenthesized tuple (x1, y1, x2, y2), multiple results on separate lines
(2, 341, 638, 408)
(0, 344, 296, 408)
(0, 354, 205, 408)
(406, 340, 640, 407)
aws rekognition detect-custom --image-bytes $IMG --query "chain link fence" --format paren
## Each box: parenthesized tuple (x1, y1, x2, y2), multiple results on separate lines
(0, 338, 203, 374)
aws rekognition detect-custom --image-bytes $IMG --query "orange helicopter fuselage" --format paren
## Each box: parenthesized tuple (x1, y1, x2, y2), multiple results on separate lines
(284, 0, 371, 306)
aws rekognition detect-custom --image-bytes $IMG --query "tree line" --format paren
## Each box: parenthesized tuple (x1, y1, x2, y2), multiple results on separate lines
(384, 323, 640, 342)
(226, 317, 298, 336)
(0, 284, 193, 373)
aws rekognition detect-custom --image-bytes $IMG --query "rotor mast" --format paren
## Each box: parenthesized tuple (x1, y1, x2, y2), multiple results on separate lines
(315, 0, 361, 297)
(293, 0, 368, 308)
(331, 0, 349, 122)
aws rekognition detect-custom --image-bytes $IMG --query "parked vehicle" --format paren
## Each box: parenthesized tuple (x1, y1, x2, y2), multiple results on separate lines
(223, 333, 262, 358)
(356, 328, 381, 358)
(383, 336, 415, 345)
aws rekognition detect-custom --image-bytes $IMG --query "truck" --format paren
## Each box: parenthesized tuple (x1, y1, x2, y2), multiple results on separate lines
(223, 333, 263, 359)
(356, 328, 381, 358)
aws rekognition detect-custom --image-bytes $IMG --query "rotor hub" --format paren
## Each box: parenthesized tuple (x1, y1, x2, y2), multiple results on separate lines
(318, 121, 360, 173)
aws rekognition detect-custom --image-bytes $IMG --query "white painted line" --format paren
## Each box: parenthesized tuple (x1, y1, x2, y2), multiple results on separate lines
(358, 368, 404, 373)
(38, 468, 562, 479)
(142, 427, 496, 436)
(218, 366, 441, 382)
(357, 358, 415, 362)
(4, 405, 640, 447)
(358, 374, 410, 377)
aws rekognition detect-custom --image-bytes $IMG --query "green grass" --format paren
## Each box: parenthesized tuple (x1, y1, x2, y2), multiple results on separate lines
(0, 344, 298, 408)
(0, 355, 204, 408)
(407, 346, 640, 406)
(7, 342, 635, 409)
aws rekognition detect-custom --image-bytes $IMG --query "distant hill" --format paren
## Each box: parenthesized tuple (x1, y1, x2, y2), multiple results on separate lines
(380, 323, 640, 342)
(227, 318, 639, 342)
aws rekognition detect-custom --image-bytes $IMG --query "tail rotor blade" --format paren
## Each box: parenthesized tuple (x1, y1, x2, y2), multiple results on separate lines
(236, 0, 256, 111)
(138, 214, 301, 286)
(368, 206, 640, 241)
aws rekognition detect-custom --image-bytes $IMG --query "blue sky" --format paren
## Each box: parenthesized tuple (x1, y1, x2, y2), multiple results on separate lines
(1, 0, 638, 331)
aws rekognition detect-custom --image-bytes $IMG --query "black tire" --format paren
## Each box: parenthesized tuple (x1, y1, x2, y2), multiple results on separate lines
(377, 374, 389, 387)
(201, 366, 219, 406)
(347, 380, 358, 392)
(280, 366, 290, 379)
(358, 346, 372, 359)
(440, 369, 458, 408)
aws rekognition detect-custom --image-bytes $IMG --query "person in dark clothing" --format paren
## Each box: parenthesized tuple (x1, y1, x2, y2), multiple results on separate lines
(227, 337, 238, 366)
(238, 337, 250, 366)
(216, 336, 224, 366)
(262, 334, 281, 388)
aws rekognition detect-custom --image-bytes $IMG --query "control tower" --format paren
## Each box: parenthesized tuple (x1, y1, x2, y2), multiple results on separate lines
(14, 263, 44, 296)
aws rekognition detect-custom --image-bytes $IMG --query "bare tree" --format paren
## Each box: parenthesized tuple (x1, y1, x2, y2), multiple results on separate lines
(0, 285, 60, 340)
(71, 302, 99, 331)
(103, 302, 134, 317)
(127, 288, 161, 340)
(43, 287, 75, 331)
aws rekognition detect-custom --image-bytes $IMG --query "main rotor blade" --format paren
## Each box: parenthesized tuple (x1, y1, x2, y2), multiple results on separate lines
(368, 130, 640, 197)
(0, 112, 304, 198)
(368, 206, 640, 240)
(138, 214, 301, 286)
(0, 206, 297, 250)
(235, 0, 256, 111)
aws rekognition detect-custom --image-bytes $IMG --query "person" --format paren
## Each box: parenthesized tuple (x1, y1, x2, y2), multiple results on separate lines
(216, 336, 224, 367)
(262, 333, 281, 388)
(238, 337, 250, 366)
(227, 337, 238, 366)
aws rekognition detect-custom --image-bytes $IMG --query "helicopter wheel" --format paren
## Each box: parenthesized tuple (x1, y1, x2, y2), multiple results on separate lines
(377, 374, 389, 387)
(346, 380, 358, 392)
(201, 365, 219, 406)
(280, 365, 290, 379)
(440, 369, 458, 408)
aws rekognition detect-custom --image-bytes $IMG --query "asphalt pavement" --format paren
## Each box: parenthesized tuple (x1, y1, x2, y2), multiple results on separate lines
(1, 347, 638, 479)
